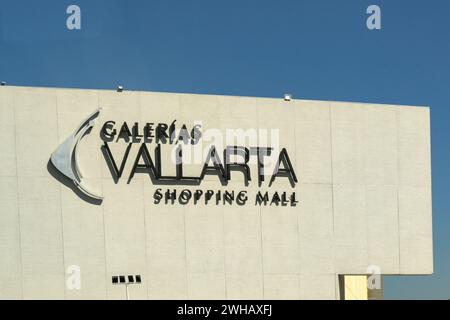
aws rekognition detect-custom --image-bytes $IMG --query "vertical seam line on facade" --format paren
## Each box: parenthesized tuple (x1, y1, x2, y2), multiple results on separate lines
(223, 206, 227, 299)
(220, 97, 228, 299)
(142, 174, 150, 299)
(99, 92, 109, 299)
(395, 109, 401, 273)
(256, 98, 265, 299)
(181, 94, 189, 299)
(139, 92, 151, 300)
(183, 206, 189, 299)
(328, 103, 337, 299)
(55, 93, 67, 299)
(363, 109, 369, 281)
(292, 103, 301, 299)
(100, 179, 108, 298)
(12, 89, 24, 299)
(142, 98, 151, 300)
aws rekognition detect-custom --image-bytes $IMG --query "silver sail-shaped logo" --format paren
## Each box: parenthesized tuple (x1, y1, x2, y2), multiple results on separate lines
(50, 108, 103, 201)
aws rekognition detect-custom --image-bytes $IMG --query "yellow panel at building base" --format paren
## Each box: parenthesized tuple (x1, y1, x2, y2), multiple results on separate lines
(343, 276, 368, 300)
(340, 275, 384, 300)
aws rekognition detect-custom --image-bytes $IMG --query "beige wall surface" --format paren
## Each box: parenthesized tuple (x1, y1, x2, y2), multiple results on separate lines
(0, 86, 432, 299)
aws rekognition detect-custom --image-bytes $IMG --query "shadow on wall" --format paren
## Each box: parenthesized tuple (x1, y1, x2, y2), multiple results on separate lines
(47, 159, 103, 206)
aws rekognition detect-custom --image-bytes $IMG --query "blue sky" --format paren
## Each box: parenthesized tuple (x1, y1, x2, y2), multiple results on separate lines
(0, 0, 448, 299)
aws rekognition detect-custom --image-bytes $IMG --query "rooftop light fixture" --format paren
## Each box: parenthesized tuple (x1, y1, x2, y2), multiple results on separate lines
(284, 93, 292, 101)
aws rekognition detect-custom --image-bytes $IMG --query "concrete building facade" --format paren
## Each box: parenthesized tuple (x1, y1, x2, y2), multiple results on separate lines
(0, 86, 432, 299)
